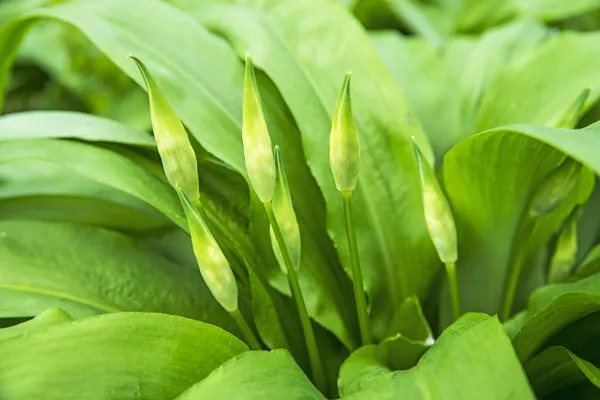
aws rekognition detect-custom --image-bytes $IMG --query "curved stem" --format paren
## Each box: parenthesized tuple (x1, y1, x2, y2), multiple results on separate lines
(342, 191, 372, 345)
(230, 308, 261, 350)
(264, 202, 327, 394)
(444, 261, 461, 321)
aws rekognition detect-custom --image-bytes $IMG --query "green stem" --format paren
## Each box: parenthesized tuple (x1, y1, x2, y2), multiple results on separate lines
(500, 218, 534, 321)
(230, 308, 261, 350)
(264, 202, 327, 394)
(444, 261, 461, 321)
(342, 191, 372, 345)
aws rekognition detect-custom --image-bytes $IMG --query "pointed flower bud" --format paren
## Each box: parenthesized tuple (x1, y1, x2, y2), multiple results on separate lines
(330, 72, 360, 192)
(413, 138, 457, 263)
(269, 146, 301, 271)
(129, 55, 200, 202)
(177, 188, 238, 312)
(242, 55, 276, 203)
(528, 158, 581, 219)
(549, 208, 580, 283)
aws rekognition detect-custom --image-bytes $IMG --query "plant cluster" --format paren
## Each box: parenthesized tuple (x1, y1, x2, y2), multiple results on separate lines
(2, 0, 600, 399)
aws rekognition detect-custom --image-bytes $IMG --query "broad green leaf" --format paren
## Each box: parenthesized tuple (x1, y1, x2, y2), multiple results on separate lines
(0, 0, 358, 347)
(176, 350, 324, 400)
(0, 220, 229, 328)
(476, 31, 600, 131)
(371, 32, 463, 162)
(0, 111, 155, 147)
(0, 312, 247, 399)
(0, 160, 169, 231)
(386, 296, 433, 341)
(339, 297, 432, 396)
(0, 138, 186, 229)
(514, 271, 600, 361)
(249, 271, 289, 350)
(0, 308, 71, 342)
(192, 0, 438, 342)
(526, 346, 600, 398)
(441, 129, 594, 324)
(341, 314, 534, 399)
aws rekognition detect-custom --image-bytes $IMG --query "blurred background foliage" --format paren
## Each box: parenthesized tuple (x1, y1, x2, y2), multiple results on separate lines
(4, 0, 600, 126)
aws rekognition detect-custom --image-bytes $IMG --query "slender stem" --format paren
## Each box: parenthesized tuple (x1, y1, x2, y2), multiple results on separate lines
(342, 191, 372, 345)
(230, 308, 261, 350)
(264, 202, 327, 394)
(444, 261, 461, 321)
(500, 218, 534, 321)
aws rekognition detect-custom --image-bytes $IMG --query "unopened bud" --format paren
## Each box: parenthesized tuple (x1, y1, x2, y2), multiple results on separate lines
(330, 72, 360, 192)
(413, 137, 457, 263)
(242, 54, 276, 203)
(129, 55, 200, 202)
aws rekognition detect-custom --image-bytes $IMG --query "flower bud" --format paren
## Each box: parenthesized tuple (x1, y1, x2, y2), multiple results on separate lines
(330, 72, 360, 192)
(242, 54, 276, 203)
(528, 158, 581, 219)
(269, 146, 301, 271)
(177, 188, 238, 312)
(413, 138, 457, 263)
(129, 55, 200, 202)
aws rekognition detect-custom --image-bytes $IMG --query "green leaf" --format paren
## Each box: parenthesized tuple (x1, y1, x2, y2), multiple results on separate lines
(518, 0, 600, 21)
(0, 138, 186, 229)
(441, 129, 594, 324)
(514, 271, 600, 362)
(526, 346, 600, 398)
(476, 31, 600, 131)
(129, 55, 201, 202)
(339, 297, 432, 397)
(0, 312, 247, 399)
(175, 350, 325, 400)
(0, 111, 155, 147)
(0, 308, 71, 342)
(192, 0, 438, 342)
(249, 271, 290, 350)
(370, 32, 463, 162)
(386, 296, 433, 341)
(0, 220, 229, 326)
(341, 314, 534, 399)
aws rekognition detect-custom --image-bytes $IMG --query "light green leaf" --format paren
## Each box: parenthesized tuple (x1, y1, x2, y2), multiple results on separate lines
(342, 314, 534, 399)
(0, 138, 186, 229)
(176, 350, 325, 400)
(476, 31, 600, 132)
(192, 0, 438, 342)
(441, 129, 594, 324)
(0, 111, 155, 147)
(518, 0, 600, 21)
(549, 208, 580, 283)
(514, 271, 600, 361)
(0, 308, 71, 342)
(0, 312, 247, 399)
(0, 220, 229, 327)
(526, 346, 600, 398)
(339, 297, 432, 397)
